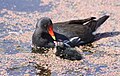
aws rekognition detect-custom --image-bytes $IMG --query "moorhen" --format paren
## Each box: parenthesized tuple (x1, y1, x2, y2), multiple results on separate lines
(32, 15, 109, 49)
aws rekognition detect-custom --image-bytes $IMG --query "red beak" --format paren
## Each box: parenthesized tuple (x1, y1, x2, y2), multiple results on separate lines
(48, 25, 56, 40)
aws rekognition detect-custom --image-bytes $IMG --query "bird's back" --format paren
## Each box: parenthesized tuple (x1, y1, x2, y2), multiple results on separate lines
(53, 22, 94, 43)
(53, 15, 109, 43)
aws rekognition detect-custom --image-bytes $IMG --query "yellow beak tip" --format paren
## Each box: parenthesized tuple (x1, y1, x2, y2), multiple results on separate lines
(52, 36, 56, 40)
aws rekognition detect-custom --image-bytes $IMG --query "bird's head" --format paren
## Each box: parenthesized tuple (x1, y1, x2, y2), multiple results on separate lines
(36, 17, 56, 41)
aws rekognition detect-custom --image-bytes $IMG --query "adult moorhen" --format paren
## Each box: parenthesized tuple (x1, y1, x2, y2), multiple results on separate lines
(32, 15, 109, 49)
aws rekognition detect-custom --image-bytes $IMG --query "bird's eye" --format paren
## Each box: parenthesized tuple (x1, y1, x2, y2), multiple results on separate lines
(44, 25, 47, 27)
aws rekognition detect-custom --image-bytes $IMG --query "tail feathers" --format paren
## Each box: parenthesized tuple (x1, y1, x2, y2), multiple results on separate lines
(87, 15, 109, 32)
(96, 15, 109, 30)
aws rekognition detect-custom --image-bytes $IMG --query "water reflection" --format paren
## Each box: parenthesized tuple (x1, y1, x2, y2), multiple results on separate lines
(7, 62, 51, 76)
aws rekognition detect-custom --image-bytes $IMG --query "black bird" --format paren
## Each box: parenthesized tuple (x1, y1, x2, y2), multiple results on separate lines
(32, 15, 109, 49)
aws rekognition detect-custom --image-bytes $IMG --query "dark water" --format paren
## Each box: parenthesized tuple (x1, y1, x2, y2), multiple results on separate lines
(0, 0, 53, 12)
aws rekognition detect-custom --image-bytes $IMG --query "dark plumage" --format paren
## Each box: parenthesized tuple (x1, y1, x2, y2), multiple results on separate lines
(32, 17, 55, 48)
(32, 15, 109, 48)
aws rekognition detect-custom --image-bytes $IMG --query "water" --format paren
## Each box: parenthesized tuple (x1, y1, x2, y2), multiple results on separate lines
(0, 0, 53, 12)
(0, 23, 31, 54)
(0, 1, 119, 75)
